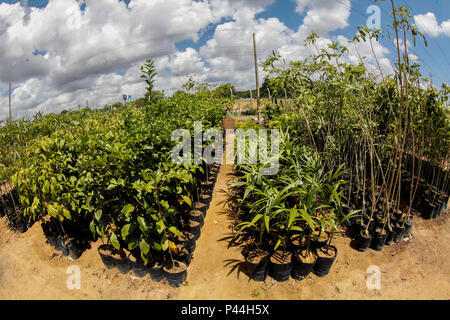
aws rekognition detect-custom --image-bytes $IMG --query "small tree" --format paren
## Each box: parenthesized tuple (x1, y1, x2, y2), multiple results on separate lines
(182, 76, 197, 93)
(140, 59, 158, 103)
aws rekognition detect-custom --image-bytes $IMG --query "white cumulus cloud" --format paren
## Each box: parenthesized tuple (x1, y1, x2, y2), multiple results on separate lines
(414, 12, 450, 38)
(0, 0, 396, 121)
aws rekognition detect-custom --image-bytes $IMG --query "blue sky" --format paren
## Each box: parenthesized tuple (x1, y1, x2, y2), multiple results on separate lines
(0, 0, 449, 120)
(173, 0, 449, 85)
(4, 0, 447, 84)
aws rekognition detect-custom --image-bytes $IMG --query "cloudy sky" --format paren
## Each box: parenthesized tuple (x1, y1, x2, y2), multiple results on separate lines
(0, 0, 449, 121)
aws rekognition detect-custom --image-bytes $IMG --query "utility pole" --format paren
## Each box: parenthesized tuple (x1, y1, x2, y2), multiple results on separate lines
(253, 33, 261, 122)
(9, 81, 12, 122)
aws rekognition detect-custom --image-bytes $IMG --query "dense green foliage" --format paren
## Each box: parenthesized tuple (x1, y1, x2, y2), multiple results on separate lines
(0, 109, 93, 182)
(230, 2, 449, 256)
(231, 129, 352, 254)
(1, 92, 226, 263)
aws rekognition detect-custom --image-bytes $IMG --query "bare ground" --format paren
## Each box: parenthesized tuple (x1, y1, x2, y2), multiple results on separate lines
(0, 161, 449, 300)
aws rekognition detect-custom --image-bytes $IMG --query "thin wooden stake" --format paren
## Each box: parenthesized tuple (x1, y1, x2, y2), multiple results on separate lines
(253, 33, 261, 122)
(9, 81, 12, 121)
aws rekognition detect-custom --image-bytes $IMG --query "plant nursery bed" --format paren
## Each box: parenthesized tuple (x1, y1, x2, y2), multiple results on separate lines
(0, 163, 449, 300)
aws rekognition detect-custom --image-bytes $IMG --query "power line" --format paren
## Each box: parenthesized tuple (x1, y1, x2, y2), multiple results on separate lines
(0, 5, 267, 73)
(397, 22, 448, 84)
(382, 0, 449, 82)
(413, 50, 445, 84)
(0, 6, 39, 37)
(334, 0, 368, 18)
(211, 45, 254, 49)
(336, 0, 447, 85)
(0, 3, 19, 19)
(400, 0, 450, 68)
(387, 34, 446, 84)
(62, 38, 272, 72)
(214, 28, 257, 33)
(411, 47, 444, 84)
(62, 36, 259, 71)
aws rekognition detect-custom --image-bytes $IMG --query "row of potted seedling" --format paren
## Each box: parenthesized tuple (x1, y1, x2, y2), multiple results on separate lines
(347, 189, 414, 252)
(344, 174, 448, 254)
(96, 164, 220, 288)
(0, 187, 32, 233)
(400, 178, 448, 220)
(350, 211, 414, 252)
(243, 235, 338, 283)
(41, 220, 91, 260)
(0, 186, 90, 260)
(0, 161, 220, 287)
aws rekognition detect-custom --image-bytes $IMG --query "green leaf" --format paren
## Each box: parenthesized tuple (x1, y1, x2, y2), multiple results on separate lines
(181, 195, 192, 207)
(152, 242, 162, 252)
(47, 204, 58, 218)
(140, 239, 150, 262)
(231, 181, 246, 187)
(107, 184, 117, 190)
(137, 216, 149, 231)
(128, 240, 138, 251)
(107, 178, 117, 190)
(81, 204, 95, 213)
(290, 226, 303, 232)
(110, 232, 120, 250)
(249, 214, 263, 226)
(243, 187, 252, 200)
(287, 208, 297, 229)
(156, 219, 165, 234)
(43, 180, 50, 194)
(121, 204, 135, 216)
(94, 209, 102, 222)
(161, 236, 169, 251)
(89, 219, 96, 237)
(121, 224, 131, 240)
(140, 239, 150, 255)
(168, 226, 182, 237)
(300, 208, 315, 231)
(264, 214, 270, 233)
(99, 225, 106, 240)
(274, 238, 282, 251)
(62, 209, 72, 220)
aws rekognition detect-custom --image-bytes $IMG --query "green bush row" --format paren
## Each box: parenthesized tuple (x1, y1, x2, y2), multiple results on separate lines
(9, 93, 226, 263)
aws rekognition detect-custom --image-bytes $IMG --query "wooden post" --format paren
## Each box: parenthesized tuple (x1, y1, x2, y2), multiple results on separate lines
(253, 33, 261, 122)
(9, 81, 12, 122)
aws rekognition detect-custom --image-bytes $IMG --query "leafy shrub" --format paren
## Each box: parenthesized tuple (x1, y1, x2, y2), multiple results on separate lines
(9, 93, 226, 263)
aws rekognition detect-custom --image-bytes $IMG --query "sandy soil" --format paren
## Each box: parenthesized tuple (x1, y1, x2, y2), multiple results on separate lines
(0, 160, 449, 300)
